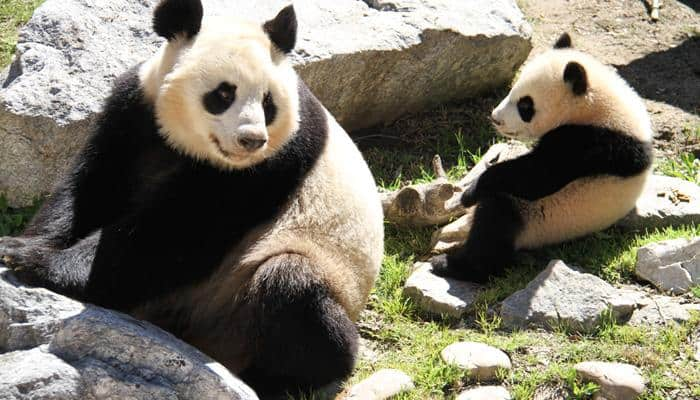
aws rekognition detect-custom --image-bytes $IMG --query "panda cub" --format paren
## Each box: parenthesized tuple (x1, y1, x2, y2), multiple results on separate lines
(432, 33, 653, 282)
(0, 0, 384, 396)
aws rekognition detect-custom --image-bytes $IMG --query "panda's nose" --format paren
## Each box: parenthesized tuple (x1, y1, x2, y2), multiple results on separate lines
(238, 134, 267, 151)
(489, 113, 503, 126)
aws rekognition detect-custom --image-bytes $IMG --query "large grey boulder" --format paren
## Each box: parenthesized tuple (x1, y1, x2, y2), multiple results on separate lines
(500, 260, 639, 332)
(0, 0, 532, 206)
(0, 267, 258, 400)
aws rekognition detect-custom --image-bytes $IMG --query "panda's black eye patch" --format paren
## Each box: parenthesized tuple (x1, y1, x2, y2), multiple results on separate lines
(517, 96, 535, 122)
(263, 91, 277, 126)
(203, 82, 236, 115)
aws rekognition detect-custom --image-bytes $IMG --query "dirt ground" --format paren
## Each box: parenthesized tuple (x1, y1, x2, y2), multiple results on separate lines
(520, 0, 700, 158)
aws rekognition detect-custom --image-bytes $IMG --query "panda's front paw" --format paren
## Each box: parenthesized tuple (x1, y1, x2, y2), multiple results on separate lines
(0, 241, 51, 282)
(460, 184, 480, 208)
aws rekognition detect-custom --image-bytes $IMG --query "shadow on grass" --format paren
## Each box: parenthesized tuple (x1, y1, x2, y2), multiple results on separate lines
(353, 89, 507, 189)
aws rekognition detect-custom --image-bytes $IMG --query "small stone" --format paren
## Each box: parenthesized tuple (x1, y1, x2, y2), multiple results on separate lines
(635, 237, 700, 294)
(441, 342, 511, 380)
(346, 369, 414, 400)
(500, 260, 638, 332)
(575, 361, 645, 400)
(616, 176, 700, 231)
(456, 385, 511, 400)
(403, 262, 482, 318)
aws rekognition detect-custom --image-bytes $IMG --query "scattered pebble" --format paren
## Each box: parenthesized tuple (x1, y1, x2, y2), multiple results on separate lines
(456, 385, 511, 400)
(403, 262, 482, 318)
(575, 361, 645, 400)
(500, 260, 638, 332)
(635, 237, 700, 295)
(441, 342, 511, 380)
(345, 369, 414, 400)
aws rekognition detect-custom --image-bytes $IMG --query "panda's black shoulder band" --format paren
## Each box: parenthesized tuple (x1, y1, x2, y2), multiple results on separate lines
(471, 125, 652, 202)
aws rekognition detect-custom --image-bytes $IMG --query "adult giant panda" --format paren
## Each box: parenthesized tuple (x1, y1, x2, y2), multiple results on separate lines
(0, 1, 384, 396)
(432, 33, 653, 283)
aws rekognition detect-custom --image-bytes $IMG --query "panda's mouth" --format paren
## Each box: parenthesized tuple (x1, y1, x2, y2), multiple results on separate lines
(210, 134, 232, 158)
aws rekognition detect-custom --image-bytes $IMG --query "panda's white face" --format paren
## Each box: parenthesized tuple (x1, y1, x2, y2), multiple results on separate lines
(491, 52, 579, 141)
(145, 16, 299, 170)
(491, 43, 652, 143)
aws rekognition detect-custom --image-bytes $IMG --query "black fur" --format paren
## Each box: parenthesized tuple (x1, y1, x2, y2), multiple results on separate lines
(442, 125, 653, 282)
(564, 61, 588, 95)
(153, 0, 203, 40)
(263, 91, 277, 126)
(517, 95, 535, 122)
(554, 32, 572, 49)
(263, 5, 297, 54)
(240, 254, 357, 398)
(1, 65, 328, 311)
(203, 82, 237, 115)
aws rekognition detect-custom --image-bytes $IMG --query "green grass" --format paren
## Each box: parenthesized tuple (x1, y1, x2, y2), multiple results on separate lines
(0, 0, 43, 67)
(657, 152, 700, 185)
(0, 196, 39, 236)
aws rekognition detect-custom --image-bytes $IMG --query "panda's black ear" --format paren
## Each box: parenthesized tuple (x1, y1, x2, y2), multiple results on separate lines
(263, 5, 297, 54)
(564, 61, 588, 95)
(153, 0, 203, 40)
(553, 32, 572, 49)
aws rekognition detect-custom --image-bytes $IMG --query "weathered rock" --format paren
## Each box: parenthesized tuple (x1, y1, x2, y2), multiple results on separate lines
(0, 269, 84, 351)
(616, 176, 700, 231)
(403, 262, 482, 318)
(345, 369, 414, 400)
(0, 267, 258, 400)
(635, 237, 700, 295)
(456, 385, 511, 400)
(619, 285, 700, 327)
(500, 260, 638, 332)
(383, 142, 529, 228)
(441, 342, 511, 380)
(0, 347, 82, 399)
(575, 361, 645, 400)
(0, 0, 531, 206)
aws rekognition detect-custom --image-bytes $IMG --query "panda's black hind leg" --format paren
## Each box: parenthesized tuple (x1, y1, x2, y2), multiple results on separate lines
(431, 193, 524, 283)
(240, 254, 357, 399)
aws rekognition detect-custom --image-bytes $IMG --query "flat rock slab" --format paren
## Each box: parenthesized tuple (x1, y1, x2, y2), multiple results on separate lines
(345, 369, 414, 400)
(441, 342, 511, 380)
(0, 267, 258, 400)
(575, 361, 645, 400)
(635, 237, 700, 295)
(500, 260, 638, 332)
(403, 262, 482, 318)
(0, 0, 531, 206)
(456, 385, 511, 400)
(616, 175, 700, 231)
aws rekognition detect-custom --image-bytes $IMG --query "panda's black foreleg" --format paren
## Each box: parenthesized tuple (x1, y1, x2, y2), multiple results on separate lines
(432, 193, 524, 283)
(1, 232, 97, 299)
(240, 254, 357, 399)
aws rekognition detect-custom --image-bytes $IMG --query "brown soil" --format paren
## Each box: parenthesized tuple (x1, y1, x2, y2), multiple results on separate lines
(520, 0, 700, 157)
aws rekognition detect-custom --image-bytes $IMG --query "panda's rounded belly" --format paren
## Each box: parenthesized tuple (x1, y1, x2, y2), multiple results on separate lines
(514, 170, 650, 249)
